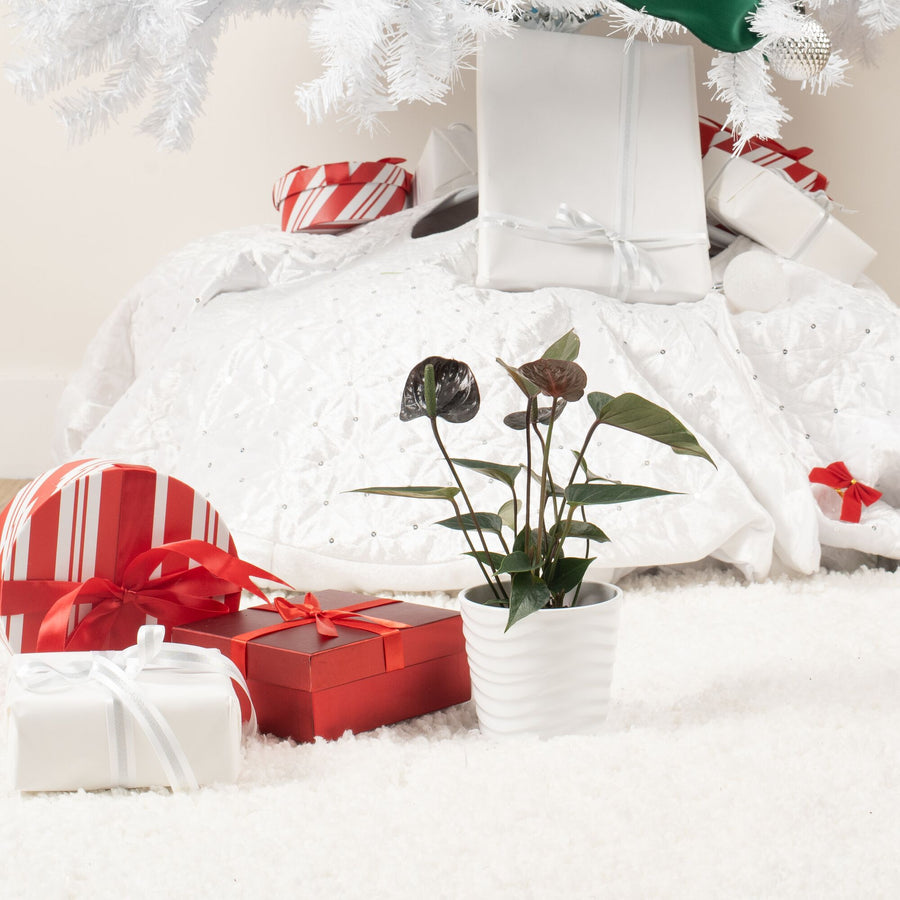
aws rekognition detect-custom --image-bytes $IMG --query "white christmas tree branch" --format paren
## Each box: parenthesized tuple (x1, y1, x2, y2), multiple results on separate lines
(3, 0, 899, 149)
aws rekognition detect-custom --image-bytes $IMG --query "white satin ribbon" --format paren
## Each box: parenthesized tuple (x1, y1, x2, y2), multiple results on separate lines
(480, 203, 707, 295)
(14, 625, 256, 792)
(705, 156, 851, 263)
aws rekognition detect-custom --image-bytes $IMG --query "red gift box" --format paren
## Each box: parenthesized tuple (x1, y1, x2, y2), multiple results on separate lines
(172, 590, 471, 743)
(272, 157, 412, 233)
(699, 115, 829, 194)
(0, 459, 281, 653)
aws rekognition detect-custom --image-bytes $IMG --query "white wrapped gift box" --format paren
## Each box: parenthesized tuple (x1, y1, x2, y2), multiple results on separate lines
(6, 626, 253, 792)
(703, 146, 876, 284)
(476, 28, 711, 302)
(413, 123, 478, 206)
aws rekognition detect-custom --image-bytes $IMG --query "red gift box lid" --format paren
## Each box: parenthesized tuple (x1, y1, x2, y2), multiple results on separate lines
(172, 590, 465, 693)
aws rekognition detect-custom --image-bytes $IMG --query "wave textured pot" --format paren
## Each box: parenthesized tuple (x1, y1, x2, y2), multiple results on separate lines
(459, 581, 622, 738)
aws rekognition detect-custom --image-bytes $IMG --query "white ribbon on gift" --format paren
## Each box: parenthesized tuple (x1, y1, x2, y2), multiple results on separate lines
(14, 625, 256, 792)
(704, 155, 853, 265)
(480, 203, 708, 297)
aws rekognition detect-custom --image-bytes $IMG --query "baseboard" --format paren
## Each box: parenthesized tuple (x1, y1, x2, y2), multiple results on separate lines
(0, 373, 66, 478)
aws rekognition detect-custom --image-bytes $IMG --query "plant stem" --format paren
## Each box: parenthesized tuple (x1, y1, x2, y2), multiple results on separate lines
(533, 397, 559, 575)
(544, 503, 576, 574)
(449, 497, 501, 601)
(566, 419, 601, 488)
(523, 400, 534, 560)
(531, 423, 560, 524)
(510, 484, 519, 537)
(431, 417, 508, 601)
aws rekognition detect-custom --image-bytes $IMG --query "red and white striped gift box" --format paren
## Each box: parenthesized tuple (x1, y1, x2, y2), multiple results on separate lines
(699, 116, 829, 194)
(272, 157, 413, 233)
(0, 460, 242, 654)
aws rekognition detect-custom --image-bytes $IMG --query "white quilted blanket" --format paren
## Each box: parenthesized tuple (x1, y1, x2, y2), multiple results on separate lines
(55, 204, 900, 591)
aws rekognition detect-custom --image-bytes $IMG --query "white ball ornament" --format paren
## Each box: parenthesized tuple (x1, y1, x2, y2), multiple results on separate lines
(723, 250, 790, 313)
(767, 17, 832, 81)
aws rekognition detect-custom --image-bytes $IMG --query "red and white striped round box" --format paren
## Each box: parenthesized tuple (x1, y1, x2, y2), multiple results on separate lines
(273, 157, 413, 233)
(0, 460, 240, 653)
(699, 116, 829, 194)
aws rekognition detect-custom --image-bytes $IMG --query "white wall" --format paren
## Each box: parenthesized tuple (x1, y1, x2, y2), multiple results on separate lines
(1, 11, 898, 475)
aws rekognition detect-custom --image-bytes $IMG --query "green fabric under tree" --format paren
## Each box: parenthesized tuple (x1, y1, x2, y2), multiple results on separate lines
(616, 0, 762, 51)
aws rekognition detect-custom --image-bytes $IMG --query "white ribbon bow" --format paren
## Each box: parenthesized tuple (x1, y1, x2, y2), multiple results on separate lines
(15, 625, 256, 792)
(481, 204, 707, 298)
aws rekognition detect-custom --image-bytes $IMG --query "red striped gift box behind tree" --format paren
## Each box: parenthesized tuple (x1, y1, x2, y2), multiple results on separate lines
(0, 460, 238, 653)
(699, 116, 829, 194)
(273, 158, 413, 233)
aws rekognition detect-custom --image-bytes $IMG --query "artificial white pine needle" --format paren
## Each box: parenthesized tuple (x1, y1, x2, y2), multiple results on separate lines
(3, 0, 898, 149)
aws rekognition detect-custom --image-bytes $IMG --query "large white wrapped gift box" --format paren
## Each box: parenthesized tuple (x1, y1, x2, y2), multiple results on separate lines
(6, 625, 252, 792)
(476, 28, 711, 302)
(703, 146, 876, 284)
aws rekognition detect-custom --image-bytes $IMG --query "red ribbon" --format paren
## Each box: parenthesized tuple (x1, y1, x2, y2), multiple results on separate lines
(809, 461, 882, 523)
(35, 539, 291, 652)
(229, 592, 410, 677)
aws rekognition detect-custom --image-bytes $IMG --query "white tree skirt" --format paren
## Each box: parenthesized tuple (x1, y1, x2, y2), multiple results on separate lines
(2, 564, 898, 898)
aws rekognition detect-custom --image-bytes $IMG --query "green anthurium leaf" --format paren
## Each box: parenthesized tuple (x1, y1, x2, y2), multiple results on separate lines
(587, 392, 615, 419)
(506, 572, 552, 631)
(504, 400, 567, 431)
(513, 526, 532, 553)
(594, 393, 716, 466)
(526, 468, 564, 496)
(544, 556, 596, 597)
(496, 357, 540, 398)
(350, 485, 460, 500)
(498, 499, 520, 532)
(564, 483, 679, 505)
(434, 512, 504, 534)
(450, 458, 521, 489)
(495, 551, 537, 575)
(549, 520, 610, 544)
(570, 450, 616, 483)
(463, 550, 506, 570)
(541, 330, 580, 362)
(513, 525, 550, 560)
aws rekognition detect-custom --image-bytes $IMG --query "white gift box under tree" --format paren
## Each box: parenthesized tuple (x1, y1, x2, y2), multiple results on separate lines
(476, 28, 712, 303)
(702, 147, 876, 284)
(413, 123, 478, 206)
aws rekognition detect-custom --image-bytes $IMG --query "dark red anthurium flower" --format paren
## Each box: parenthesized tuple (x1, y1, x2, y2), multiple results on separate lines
(518, 359, 587, 402)
(400, 356, 480, 424)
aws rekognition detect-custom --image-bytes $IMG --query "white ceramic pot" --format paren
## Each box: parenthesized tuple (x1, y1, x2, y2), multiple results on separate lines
(458, 581, 622, 739)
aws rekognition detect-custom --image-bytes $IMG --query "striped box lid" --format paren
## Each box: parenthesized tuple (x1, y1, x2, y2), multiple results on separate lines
(273, 158, 412, 233)
(0, 460, 239, 653)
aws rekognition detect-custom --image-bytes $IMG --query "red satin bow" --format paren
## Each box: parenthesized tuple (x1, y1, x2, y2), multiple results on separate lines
(809, 462, 882, 523)
(36, 539, 290, 652)
(229, 592, 409, 676)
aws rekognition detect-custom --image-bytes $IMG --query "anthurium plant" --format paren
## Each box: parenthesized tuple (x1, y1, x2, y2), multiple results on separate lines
(355, 331, 715, 629)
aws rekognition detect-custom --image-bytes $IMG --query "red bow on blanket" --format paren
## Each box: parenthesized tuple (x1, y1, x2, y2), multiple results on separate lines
(809, 462, 882, 523)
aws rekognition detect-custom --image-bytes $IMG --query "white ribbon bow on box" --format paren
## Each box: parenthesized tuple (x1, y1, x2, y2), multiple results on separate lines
(13, 625, 255, 792)
(481, 203, 708, 299)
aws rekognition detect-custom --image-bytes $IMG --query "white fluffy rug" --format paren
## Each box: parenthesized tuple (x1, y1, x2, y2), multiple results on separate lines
(2, 564, 899, 899)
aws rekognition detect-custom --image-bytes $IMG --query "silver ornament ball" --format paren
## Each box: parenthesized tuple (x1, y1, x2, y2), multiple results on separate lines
(767, 17, 832, 81)
(512, 5, 591, 32)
